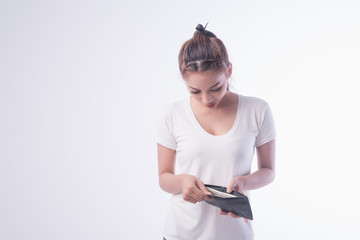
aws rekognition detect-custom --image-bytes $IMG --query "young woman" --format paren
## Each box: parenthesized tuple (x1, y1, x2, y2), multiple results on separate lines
(157, 24, 276, 240)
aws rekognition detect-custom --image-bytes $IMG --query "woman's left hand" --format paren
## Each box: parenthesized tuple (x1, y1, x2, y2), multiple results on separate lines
(219, 176, 248, 223)
(226, 175, 246, 194)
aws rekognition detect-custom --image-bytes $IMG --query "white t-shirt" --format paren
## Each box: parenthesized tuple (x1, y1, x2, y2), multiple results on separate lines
(157, 94, 276, 240)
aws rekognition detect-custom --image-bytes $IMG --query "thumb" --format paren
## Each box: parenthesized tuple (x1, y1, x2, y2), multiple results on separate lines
(196, 180, 212, 195)
(226, 178, 236, 193)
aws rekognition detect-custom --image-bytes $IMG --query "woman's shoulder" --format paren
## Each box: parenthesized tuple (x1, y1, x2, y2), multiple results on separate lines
(240, 95, 268, 106)
(159, 97, 189, 116)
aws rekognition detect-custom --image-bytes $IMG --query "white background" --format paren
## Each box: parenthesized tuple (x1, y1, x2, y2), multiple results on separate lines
(1, 0, 359, 239)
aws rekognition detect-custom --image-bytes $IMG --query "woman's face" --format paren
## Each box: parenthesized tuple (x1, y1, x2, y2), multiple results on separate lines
(183, 67, 231, 109)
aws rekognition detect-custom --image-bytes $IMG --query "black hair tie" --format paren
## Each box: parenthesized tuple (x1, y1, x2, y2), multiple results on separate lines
(196, 23, 208, 32)
(195, 23, 216, 37)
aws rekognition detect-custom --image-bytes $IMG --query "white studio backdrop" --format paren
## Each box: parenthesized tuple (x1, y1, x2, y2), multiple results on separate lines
(1, 0, 359, 239)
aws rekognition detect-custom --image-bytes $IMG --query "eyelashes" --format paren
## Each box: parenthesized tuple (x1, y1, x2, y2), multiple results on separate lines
(191, 86, 222, 94)
(212, 86, 222, 92)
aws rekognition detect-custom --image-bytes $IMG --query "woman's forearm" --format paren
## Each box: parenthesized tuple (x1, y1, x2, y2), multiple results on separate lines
(159, 172, 183, 195)
(239, 167, 275, 191)
(238, 140, 276, 192)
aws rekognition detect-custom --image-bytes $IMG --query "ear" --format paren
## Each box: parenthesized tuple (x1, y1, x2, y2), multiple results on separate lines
(226, 62, 233, 78)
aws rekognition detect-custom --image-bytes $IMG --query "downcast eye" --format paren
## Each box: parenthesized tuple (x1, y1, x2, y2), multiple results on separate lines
(211, 87, 222, 92)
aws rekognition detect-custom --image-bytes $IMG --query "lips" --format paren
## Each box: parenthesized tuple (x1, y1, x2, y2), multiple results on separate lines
(207, 102, 216, 108)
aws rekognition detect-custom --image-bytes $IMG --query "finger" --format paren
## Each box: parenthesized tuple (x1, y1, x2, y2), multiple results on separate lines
(244, 218, 249, 223)
(183, 186, 204, 202)
(229, 212, 241, 218)
(226, 178, 236, 193)
(196, 180, 212, 196)
(194, 180, 212, 200)
(183, 194, 198, 204)
(220, 210, 231, 214)
(190, 184, 207, 201)
(219, 210, 229, 215)
(185, 197, 197, 204)
(191, 189, 205, 202)
(233, 183, 244, 194)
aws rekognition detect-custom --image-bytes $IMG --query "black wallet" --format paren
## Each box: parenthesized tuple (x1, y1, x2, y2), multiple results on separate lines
(204, 184, 253, 220)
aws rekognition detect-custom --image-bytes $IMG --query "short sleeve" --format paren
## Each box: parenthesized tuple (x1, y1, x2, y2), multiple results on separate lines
(255, 103, 276, 147)
(157, 108, 177, 150)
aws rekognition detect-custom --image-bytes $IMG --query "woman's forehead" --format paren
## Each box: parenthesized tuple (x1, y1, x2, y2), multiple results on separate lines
(184, 70, 226, 87)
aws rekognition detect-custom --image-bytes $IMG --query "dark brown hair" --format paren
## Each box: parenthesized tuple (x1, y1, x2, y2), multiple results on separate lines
(178, 24, 230, 76)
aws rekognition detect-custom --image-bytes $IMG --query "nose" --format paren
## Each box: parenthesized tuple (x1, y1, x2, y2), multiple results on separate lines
(202, 94, 214, 104)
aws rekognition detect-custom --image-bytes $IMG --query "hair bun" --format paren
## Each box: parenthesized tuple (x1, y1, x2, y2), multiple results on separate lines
(196, 24, 205, 32)
(195, 23, 216, 37)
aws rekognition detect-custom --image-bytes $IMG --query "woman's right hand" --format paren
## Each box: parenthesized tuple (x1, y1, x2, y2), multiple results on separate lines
(179, 174, 212, 204)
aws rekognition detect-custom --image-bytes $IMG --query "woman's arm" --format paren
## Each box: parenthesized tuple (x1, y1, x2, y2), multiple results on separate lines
(227, 140, 276, 193)
(157, 143, 181, 194)
(157, 144, 211, 204)
(221, 140, 276, 220)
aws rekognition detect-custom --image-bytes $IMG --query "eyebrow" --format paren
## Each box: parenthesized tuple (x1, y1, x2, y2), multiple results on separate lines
(189, 81, 221, 91)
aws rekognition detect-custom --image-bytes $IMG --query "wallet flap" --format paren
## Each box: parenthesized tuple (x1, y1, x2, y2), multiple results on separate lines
(204, 184, 253, 220)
